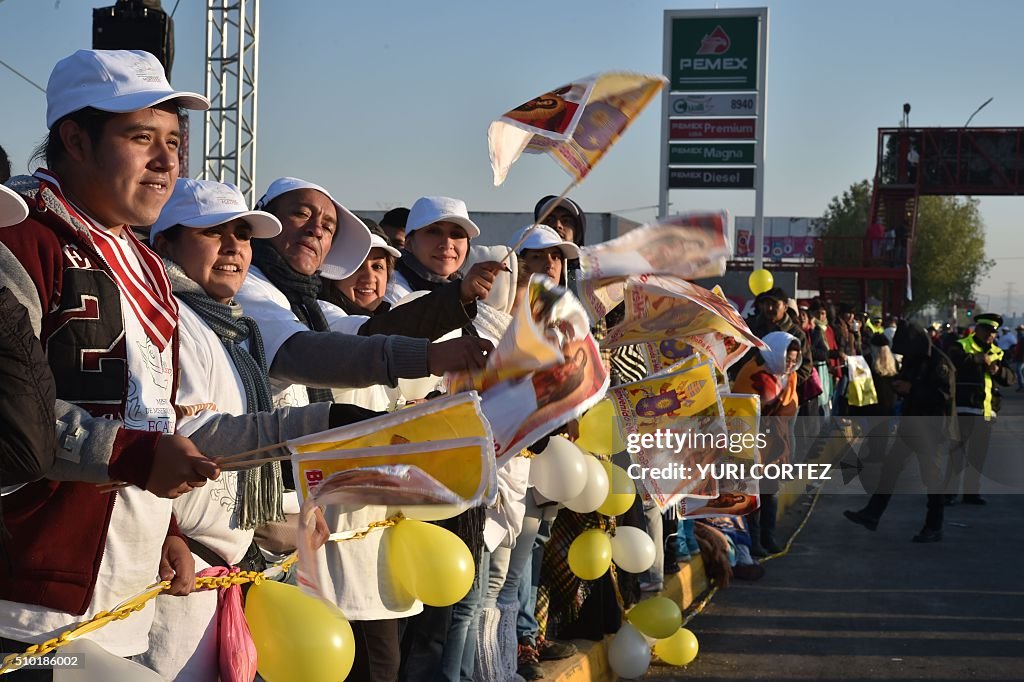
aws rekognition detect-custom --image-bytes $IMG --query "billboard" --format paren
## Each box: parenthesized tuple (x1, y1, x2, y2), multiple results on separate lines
(660, 7, 768, 266)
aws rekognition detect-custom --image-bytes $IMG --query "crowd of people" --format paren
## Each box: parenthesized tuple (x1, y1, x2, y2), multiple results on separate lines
(749, 290, 1017, 542)
(0, 49, 1017, 682)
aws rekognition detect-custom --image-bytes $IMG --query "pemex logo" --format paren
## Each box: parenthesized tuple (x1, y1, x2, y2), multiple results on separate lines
(697, 26, 731, 55)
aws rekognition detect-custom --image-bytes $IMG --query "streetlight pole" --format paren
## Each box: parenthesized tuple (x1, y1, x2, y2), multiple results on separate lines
(964, 97, 994, 128)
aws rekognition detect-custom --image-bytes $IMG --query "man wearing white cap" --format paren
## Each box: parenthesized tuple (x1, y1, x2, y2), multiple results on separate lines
(237, 178, 493, 409)
(0, 50, 220, 666)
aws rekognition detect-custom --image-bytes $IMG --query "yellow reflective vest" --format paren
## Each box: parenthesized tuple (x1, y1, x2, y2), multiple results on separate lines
(957, 335, 1003, 419)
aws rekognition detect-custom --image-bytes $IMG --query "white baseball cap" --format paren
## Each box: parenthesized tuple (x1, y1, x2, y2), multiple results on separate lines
(321, 230, 400, 280)
(46, 50, 209, 129)
(368, 232, 402, 259)
(255, 177, 372, 280)
(514, 224, 580, 260)
(150, 178, 281, 243)
(0, 185, 29, 228)
(405, 196, 480, 238)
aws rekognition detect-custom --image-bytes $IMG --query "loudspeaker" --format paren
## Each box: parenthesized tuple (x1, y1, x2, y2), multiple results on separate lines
(93, 1, 175, 79)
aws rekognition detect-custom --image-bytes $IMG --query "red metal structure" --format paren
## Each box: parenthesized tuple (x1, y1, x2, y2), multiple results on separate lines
(815, 126, 1024, 315)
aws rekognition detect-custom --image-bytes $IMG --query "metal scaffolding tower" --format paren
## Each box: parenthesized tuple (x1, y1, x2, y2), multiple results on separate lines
(202, 0, 259, 205)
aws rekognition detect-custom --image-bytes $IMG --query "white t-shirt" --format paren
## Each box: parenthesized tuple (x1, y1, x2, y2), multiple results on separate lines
(137, 302, 253, 679)
(170, 302, 253, 564)
(0, 234, 175, 657)
(235, 266, 422, 621)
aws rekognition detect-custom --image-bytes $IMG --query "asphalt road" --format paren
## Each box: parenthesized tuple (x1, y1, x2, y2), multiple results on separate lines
(644, 392, 1024, 681)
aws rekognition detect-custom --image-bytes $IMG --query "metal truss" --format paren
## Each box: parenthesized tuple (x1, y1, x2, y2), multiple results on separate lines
(202, 0, 259, 205)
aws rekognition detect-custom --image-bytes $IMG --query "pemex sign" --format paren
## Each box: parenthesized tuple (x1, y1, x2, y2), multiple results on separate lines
(659, 7, 769, 266)
(670, 16, 760, 92)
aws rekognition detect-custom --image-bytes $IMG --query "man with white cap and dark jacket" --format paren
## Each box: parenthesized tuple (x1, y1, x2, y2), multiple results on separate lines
(237, 179, 494, 410)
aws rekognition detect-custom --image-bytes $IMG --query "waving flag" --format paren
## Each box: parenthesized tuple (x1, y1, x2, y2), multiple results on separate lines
(602, 276, 767, 372)
(488, 71, 667, 186)
(609, 360, 726, 510)
(276, 393, 496, 506)
(577, 211, 731, 320)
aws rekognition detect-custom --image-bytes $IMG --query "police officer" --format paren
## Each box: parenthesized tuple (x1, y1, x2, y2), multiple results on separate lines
(947, 312, 1016, 504)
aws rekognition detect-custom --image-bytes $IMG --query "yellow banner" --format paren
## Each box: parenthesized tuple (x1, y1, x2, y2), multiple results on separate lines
(293, 439, 489, 503)
(288, 393, 491, 454)
(609, 361, 726, 510)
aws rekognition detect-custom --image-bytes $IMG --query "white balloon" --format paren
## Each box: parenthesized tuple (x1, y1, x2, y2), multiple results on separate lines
(607, 622, 652, 679)
(529, 436, 588, 502)
(610, 526, 658, 574)
(563, 455, 610, 513)
(53, 638, 164, 681)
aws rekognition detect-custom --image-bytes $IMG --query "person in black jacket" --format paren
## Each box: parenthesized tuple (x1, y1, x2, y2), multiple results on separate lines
(852, 333, 900, 463)
(844, 322, 958, 542)
(945, 313, 1015, 504)
(0, 288, 57, 563)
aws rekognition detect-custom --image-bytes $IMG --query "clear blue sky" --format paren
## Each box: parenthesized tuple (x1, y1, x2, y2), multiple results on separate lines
(2, 0, 1022, 312)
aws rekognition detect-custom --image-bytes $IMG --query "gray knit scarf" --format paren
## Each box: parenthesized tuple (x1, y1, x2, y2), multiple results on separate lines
(164, 259, 284, 529)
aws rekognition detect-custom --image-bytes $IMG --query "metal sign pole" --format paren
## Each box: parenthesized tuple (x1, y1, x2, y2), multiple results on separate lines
(659, 14, 672, 220)
(753, 7, 769, 272)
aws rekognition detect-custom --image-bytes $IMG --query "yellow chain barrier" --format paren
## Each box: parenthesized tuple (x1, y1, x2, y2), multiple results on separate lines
(0, 512, 435, 675)
(0, 557, 287, 676)
(327, 514, 403, 543)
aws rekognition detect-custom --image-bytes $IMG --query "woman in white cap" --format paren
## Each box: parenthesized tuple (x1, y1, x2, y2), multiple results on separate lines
(141, 178, 392, 680)
(387, 195, 502, 307)
(322, 222, 400, 315)
(514, 224, 580, 289)
(395, 196, 504, 682)
(319, 221, 487, 347)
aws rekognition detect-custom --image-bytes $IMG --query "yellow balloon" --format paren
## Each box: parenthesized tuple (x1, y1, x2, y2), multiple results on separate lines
(567, 529, 613, 580)
(654, 627, 699, 666)
(748, 268, 774, 296)
(628, 597, 683, 639)
(576, 400, 624, 455)
(387, 519, 475, 606)
(596, 461, 636, 517)
(244, 579, 354, 682)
